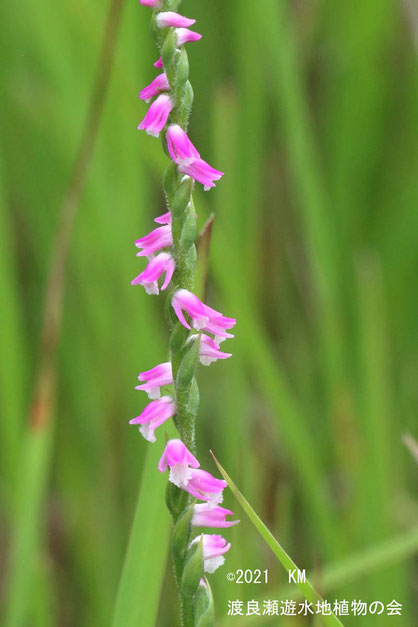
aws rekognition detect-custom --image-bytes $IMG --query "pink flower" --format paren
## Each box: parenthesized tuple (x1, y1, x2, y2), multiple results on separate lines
(178, 159, 223, 191)
(135, 362, 173, 399)
(182, 468, 227, 507)
(191, 534, 231, 573)
(154, 211, 171, 225)
(129, 396, 176, 442)
(140, 0, 160, 6)
(135, 224, 172, 257)
(188, 333, 232, 366)
(165, 125, 223, 190)
(176, 28, 202, 46)
(172, 289, 236, 340)
(138, 94, 174, 137)
(158, 439, 200, 487)
(154, 57, 163, 69)
(131, 252, 175, 294)
(166, 124, 200, 164)
(192, 504, 239, 528)
(139, 73, 170, 102)
(156, 12, 196, 29)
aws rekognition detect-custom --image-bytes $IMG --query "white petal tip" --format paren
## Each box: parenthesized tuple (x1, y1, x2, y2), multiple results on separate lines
(204, 556, 225, 574)
(139, 426, 156, 443)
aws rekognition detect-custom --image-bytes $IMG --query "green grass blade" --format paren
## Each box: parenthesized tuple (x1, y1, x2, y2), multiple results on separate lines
(319, 526, 418, 592)
(112, 430, 176, 627)
(219, 526, 418, 626)
(4, 425, 53, 627)
(211, 453, 344, 627)
(205, 223, 340, 555)
(0, 171, 27, 493)
(254, 0, 348, 420)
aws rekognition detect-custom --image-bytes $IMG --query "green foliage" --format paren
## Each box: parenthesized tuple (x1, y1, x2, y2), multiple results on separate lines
(113, 441, 174, 627)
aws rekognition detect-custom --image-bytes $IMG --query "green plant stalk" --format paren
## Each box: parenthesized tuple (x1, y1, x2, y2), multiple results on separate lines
(212, 453, 344, 627)
(255, 0, 348, 453)
(153, 2, 203, 625)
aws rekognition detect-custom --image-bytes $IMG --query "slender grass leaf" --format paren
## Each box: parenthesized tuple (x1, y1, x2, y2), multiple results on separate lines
(211, 453, 343, 627)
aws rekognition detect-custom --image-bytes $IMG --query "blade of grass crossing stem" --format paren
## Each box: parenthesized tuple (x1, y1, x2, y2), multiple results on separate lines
(218, 526, 418, 626)
(5, 425, 53, 627)
(211, 453, 344, 627)
(112, 426, 177, 627)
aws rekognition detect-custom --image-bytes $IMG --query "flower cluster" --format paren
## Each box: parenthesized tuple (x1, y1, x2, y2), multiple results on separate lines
(129, 289, 235, 443)
(137, 9, 223, 189)
(132, 0, 239, 595)
(158, 439, 239, 572)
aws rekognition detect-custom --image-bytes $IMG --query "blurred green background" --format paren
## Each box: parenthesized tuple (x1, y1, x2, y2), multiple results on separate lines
(1, 0, 417, 625)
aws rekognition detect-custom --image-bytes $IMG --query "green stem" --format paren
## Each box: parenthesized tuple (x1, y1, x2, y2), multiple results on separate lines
(153, 3, 202, 625)
(182, 598, 195, 627)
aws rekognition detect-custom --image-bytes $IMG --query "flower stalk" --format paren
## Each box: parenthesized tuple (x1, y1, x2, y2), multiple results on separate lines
(133, 2, 237, 624)
(156, 9, 198, 461)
